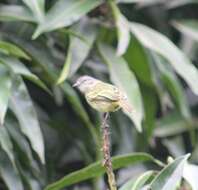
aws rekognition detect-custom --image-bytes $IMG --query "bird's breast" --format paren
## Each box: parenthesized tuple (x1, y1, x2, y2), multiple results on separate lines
(86, 97, 120, 112)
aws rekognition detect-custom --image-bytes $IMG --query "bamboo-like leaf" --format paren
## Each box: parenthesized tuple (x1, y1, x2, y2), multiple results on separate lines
(124, 37, 154, 86)
(5, 38, 97, 145)
(0, 127, 15, 167)
(130, 22, 198, 95)
(61, 83, 100, 148)
(57, 19, 97, 83)
(0, 64, 12, 125)
(152, 53, 191, 120)
(6, 120, 40, 174)
(150, 154, 190, 190)
(120, 170, 155, 190)
(9, 76, 45, 164)
(167, 0, 198, 9)
(33, 0, 102, 38)
(109, 2, 130, 56)
(124, 38, 157, 137)
(155, 112, 198, 138)
(98, 43, 143, 132)
(22, 0, 45, 22)
(0, 4, 35, 22)
(45, 153, 162, 190)
(56, 42, 72, 84)
(183, 163, 198, 190)
(0, 41, 30, 60)
(172, 20, 198, 42)
(0, 56, 49, 92)
(0, 150, 24, 190)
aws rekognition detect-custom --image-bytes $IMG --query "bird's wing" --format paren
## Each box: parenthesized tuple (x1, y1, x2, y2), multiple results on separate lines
(86, 82, 120, 102)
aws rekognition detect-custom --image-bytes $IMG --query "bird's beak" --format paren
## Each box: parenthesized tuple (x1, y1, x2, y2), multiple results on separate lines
(72, 81, 79, 87)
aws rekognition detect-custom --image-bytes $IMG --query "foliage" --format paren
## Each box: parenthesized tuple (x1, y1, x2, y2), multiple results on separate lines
(0, 0, 198, 190)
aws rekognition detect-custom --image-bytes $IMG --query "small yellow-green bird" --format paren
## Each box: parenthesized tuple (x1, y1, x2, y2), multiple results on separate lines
(73, 75, 132, 114)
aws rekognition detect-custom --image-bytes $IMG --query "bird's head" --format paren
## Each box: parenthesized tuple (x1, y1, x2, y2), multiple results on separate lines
(73, 75, 98, 93)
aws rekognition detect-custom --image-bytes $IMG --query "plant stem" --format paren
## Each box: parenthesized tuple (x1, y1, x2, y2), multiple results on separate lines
(101, 113, 117, 190)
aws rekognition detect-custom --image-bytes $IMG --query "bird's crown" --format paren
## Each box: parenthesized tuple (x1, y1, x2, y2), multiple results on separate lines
(73, 75, 98, 93)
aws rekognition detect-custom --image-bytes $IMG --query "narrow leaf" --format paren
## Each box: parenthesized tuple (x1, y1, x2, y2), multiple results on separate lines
(130, 22, 198, 95)
(183, 163, 198, 190)
(172, 20, 198, 42)
(150, 154, 190, 190)
(120, 170, 155, 190)
(0, 64, 12, 125)
(110, 2, 130, 56)
(9, 76, 45, 164)
(45, 153, 161, 190)
(152, 53, 191, 120)
(22, 0, 45, 22)
(124, 37, 154, 87)
(6, 120, 40, 174)
(0, 56, 49, 92)
(131, 170, 155, 190)
(57, 18, 97, 83)
(124, 38, 157, 137)
(56, 42, 71, 84)
(0, 4, 35, 22)
(167, 0, 198, 9)
(33, 0, 102, 38)
(61, 83, 100, 148)
(141, 85, 158, 138)
(98, 43, 143, 132)
(0, 41, 30, 60)
(0, 150, 24, 190)
(155, 112, 197, 137)
(0, 127, 15, 167)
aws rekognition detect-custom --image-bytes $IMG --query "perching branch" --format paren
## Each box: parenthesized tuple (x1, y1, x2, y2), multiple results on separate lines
(101, 113, 117, 190)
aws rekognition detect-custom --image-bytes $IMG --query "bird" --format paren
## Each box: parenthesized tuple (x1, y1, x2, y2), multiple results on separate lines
(73, 75, 132, 114)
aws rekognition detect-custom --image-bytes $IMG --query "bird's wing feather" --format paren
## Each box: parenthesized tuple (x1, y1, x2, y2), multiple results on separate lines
(86, 82, 120, 102)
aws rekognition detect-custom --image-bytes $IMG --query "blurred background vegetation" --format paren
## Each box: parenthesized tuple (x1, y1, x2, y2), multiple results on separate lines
(0, 0, 198, 190)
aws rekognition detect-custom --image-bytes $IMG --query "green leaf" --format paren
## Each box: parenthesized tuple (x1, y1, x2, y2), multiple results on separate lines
(155, 112, 196, 137)
(9, 76, 45, 164)
(120, 178, 136, 190)
(183, 163, 198, 190)
(150, 154, 190, 190)
(22, 0, 45, 22)
(0, 56, 49, 92)
(45, 153, 162, 190)
(98, 43, 143, 132)
(0, 64, 12, 125)
(141, 85, 158, 138)
(129, 22, 198, 95)
(61, 83, 100, 150)
(117, 0, 143, 3)
(124, 37, 154, 87)
(5, 37, 99, 151)
(57, 18, 97, 83)
(172, 20, 198, 42)
(131, 171, 155, 190)
(124, 37, 157, 137)
(0, 4, 35, 22)
(0, 127, 15, 167)
(152, 53, 191, 120)
(109, 2, 130, 56)
(0, 150, 24, 190)
(33, 0, 102, 39)
(0, 41, 30, 60)
(56, 41, 72, 84)
(120, 170, 155, 190)
(6, 119, 40, 174)
(167, 0, 198, 9)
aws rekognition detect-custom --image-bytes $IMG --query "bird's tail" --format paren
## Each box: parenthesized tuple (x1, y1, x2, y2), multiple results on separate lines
(119, 98, 133, 114)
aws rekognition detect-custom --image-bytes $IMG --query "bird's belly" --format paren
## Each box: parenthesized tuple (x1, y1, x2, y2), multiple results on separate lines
(87, 100, 120, 112)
